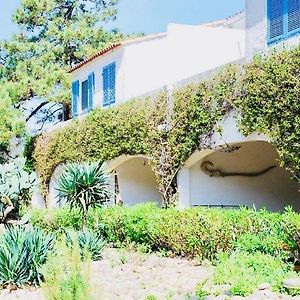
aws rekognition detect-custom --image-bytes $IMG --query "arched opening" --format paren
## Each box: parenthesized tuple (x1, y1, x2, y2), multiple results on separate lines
(178, 141, 300, 211)
(48, 164, 66, 208)
(47, 155, 161, 208)
(107, 155, 162, 206)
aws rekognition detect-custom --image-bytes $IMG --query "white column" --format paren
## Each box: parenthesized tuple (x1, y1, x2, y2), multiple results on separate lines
(177, 167, 191, 209)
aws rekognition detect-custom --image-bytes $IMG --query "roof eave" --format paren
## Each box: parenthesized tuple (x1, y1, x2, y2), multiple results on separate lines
(68, 43, 122, 73)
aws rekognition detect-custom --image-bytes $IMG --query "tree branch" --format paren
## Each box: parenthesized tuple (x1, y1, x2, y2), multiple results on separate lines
(25, 101, 49, 122)
(38, 107, 62, 131)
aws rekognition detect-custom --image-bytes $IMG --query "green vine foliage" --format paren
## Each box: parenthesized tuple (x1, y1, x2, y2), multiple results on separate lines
(34, 46, 300, 206)
(23, 135, 37, 173)
(236, 46, 300, 181)
(34, 96, 167, 196)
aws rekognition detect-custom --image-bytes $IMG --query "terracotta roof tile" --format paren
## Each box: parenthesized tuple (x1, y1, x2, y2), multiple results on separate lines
(68, 43, 122, 73)
(68, 33, 167, 73)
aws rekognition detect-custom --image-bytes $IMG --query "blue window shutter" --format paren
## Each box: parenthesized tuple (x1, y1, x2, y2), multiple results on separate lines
(109, 62, 116, 104)
(268, 0, 284, 43)
(71, 80, 79, 117)
(81, 80, 89, 111)
(103, 65, 110, 105)
(88, 72, 95, 111)
(103, 62, 116, 106)
(288, 0, 300, 33)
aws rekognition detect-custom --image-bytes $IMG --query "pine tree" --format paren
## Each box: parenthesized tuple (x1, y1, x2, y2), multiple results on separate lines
(0, 0, 123, 130)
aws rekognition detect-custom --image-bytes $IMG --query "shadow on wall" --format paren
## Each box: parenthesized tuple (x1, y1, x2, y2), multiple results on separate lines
(110, 156, 162, 206)
(188, 141, 300, 211)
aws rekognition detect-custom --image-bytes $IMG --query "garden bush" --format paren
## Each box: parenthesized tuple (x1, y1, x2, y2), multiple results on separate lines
(29, 203, 299, 260)
(30, 207, 82, 233)
(43, 241, 94, 300)
(213, 251, 298, 296)
(0, 226, 54, 287)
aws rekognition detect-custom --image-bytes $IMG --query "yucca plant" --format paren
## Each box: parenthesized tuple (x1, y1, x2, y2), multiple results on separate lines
(57, 161, 111, 228)
(0, 226, 54, 287)
(65, 229, 106, 261)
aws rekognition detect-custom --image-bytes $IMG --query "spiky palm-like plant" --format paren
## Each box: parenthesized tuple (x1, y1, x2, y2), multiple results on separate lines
(0, 226, 54, 287)
(57, 162, 111, 228)
(65, 229, 106, 261)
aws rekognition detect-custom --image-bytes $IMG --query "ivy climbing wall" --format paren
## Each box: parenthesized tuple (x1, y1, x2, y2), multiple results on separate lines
(33, 46, 300, 207)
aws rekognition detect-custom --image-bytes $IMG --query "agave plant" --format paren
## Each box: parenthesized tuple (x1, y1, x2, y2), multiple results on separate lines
(65, 229, 106, 261)
(57, 161, 111, 228)
(0, 226, 54, 287)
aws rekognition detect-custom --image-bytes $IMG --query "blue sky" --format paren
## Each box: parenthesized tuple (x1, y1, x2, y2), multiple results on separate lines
(0, 0, 244, 40)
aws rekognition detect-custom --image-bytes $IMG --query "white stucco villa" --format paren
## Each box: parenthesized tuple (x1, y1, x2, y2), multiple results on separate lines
(43, 0, 300, 211)
(69, 14, 245, 117)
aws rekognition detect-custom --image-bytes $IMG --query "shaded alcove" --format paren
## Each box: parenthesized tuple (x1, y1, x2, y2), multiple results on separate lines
(178, 141, 300, 211)
(107, 155, 162, 206)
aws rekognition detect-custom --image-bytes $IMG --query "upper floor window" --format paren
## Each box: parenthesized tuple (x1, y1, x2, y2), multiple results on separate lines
(81, 79, 88, 111)
(103, 62, 116, 106)
(71, 80, 79, 117)
(71, 72, 95, 117)
(268, 0, 300, 44)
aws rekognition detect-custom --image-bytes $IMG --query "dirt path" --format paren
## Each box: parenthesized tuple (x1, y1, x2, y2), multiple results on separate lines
(91, 248, 212, 299)
(1, 248, 300, 300)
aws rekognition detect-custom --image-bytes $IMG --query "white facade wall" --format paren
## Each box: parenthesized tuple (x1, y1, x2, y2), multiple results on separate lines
(71, 23, 245, 114)
(71, 47, 126, 114)
(246, 0, 300, 58)
(166, 24, 245, 85)
(122, 36, 169, 100)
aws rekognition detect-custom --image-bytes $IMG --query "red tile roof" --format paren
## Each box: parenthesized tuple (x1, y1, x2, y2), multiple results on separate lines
(68, 43, 122, 73)
(68, 33, 167, 73)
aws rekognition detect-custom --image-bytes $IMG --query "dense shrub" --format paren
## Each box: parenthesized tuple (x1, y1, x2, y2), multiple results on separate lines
(30, 207, 82, 233)
(0, 226, 54, 287)
(234, 232, 285, 257)
(30, 203, 298, 260)
(43, 241, 94, 300)
(214, 251, 297, 296)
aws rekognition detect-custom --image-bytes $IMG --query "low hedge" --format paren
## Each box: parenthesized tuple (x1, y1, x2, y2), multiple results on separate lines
(29, 203, 300, 260)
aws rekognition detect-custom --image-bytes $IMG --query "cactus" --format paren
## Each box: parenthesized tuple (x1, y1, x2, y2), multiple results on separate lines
(0, 157, 38, 222)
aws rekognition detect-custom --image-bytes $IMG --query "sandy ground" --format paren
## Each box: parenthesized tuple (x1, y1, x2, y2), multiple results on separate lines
(91, 248, 212, 300)
(1, 248, 300, 300)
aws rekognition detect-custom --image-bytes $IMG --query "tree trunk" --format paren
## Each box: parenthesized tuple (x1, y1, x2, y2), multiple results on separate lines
(63, 102, 71, 121)
(82, 207, 88, 230)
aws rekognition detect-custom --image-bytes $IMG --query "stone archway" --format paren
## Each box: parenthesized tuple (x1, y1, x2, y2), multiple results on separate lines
(178, 141, 300, 211)
(107, 155, 162, 206)
(178, 114, 300, 211)
(46, 155, 161, 208)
